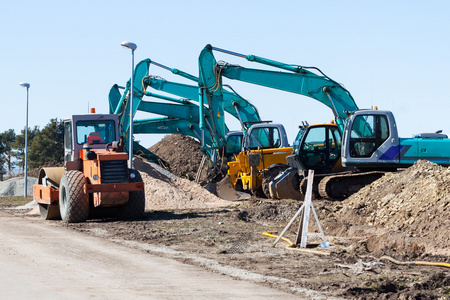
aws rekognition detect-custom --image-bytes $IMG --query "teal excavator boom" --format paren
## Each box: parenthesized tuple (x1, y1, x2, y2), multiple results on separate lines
(109, 57, 262, 173)
(200, 45, 358, 133)
(145, 59, 261, 131)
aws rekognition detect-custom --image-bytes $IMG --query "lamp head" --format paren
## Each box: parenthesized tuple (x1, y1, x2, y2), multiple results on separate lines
(120, 41, 137, 51)
(20, 82, 30, 88)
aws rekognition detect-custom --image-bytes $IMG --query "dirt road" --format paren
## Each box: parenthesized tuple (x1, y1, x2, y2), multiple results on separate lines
(0, 210, 308, 299)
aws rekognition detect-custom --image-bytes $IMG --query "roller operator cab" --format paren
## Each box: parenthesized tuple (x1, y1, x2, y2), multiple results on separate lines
(33, 113, 145, 223)
(342, 110, 450, 168)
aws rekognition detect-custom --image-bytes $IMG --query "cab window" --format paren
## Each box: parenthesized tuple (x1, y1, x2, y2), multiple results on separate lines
(226, 134, 242, 157)
(292, 129, 305, 154)
(248, 127, 281, 149)
(349, 115, 389, 157)
(64, 121, 72, 150)
(76, 120, 116, 145)
(329, 127, 341, 160)
(302, 127, 326, 151)
(300, 126, 341, 172)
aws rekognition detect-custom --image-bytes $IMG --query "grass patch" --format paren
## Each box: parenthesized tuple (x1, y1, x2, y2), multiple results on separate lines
(0, 196, 31, 206)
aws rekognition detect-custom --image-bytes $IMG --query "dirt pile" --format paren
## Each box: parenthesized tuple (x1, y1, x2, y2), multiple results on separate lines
(148, 135, 205, 180)
(134, 158, 233, 211)
(336, 160, 450, 255)
(27, 160, 63, 178)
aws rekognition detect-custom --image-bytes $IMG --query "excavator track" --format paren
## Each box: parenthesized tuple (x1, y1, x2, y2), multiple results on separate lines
(299, 171, 355, 198)
(299, 174, 329, 198)
(318, 171, 386, 200)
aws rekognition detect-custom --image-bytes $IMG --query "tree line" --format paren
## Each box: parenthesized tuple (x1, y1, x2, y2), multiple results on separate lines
(0, 119, 64, 176)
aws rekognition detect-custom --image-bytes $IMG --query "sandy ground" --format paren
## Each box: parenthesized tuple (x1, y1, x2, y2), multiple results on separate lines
(0, 209, 305, 300)
(3, 193, 449, 299)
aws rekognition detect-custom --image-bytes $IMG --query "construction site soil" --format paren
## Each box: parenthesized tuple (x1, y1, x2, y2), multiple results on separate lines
(148, 134, 206, 181)
(2, 134, 449, 299)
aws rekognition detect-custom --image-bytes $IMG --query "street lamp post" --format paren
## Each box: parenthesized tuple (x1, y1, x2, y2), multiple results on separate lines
(120, 41, 137, 169)
(19, 82, 30, 197)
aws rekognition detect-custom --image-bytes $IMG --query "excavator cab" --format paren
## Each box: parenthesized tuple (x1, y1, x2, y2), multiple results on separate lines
(242, 123, 289, 151)
(342, 110, 399, 168)
(224, 131, 243, 162)
(267, 123, 343, 200)
(343, 109, 450, 168)
(296, 124, 342, 174)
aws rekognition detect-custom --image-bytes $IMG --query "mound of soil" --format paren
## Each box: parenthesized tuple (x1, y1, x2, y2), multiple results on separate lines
(134, 158, 233, 211)
(149, 135, 205, 180)
(335, 160, 450, 256)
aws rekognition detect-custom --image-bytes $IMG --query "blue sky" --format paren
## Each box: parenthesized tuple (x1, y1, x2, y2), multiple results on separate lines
(1, 1, 449, 148)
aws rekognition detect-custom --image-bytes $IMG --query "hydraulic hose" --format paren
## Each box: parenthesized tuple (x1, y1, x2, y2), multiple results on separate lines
(262, 231, 330, 256)
(380, 256, 450, 268)
(262, 231, 295, 247)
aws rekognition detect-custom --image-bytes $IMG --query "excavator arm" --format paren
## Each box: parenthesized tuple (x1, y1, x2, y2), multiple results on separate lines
(133, 117, 216, 158)
(144, 74, 261, 131)
(112, 59, 149, 139)
(110, 58, 260, 154)
(109, 60, 225, 152)
(109, 84, 220, 148)
(112, 85, 230, 134)
(133, 117, 212, 144)
(199, 45, 359, 133)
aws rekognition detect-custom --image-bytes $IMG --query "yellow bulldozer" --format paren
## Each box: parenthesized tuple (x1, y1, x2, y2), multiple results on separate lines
(216, 122, 298, 200)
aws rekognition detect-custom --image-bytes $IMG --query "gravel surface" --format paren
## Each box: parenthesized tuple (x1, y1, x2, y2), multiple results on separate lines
(0, 177, 37, 196)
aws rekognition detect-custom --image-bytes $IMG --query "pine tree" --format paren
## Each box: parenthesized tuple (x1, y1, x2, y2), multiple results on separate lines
(12, 126, 39, 172)
(28, 119, 64, 169)
(0, 129, 16, 176)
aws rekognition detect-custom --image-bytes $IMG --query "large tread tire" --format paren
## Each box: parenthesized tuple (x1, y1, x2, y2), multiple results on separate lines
(118, 169, 145, 220)
(251, 185, 266, 198)
(59, 171, 89, 223)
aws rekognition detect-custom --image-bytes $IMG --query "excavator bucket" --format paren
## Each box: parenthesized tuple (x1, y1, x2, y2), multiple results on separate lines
(216, 175, 251, 201)
(270, 170, 303, 200)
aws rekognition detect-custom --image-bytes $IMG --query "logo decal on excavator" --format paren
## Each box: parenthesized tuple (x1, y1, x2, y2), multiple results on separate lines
(379, 145, 412, 160)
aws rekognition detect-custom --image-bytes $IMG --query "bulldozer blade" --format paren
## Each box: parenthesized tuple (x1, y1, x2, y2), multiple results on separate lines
(216, 175, 251, 201)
